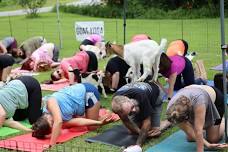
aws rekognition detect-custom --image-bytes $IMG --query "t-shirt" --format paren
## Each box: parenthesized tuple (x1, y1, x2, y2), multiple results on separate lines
(0, 80, 28, 118)
(167, 87, 220, 128)
(1, 37, 14, 48)
(131, 34, 150, 42)
(43, 83, 86, 121)
(86, 34, 102, 45)
(114, 82, 161, 122)
(105, 56, 130, 88)
(19, 36, 45, 54)
(166, 40, 185, 57)
(60, 51, 89, 79)
(31, 44, 54, 69)
(161, 55, 185, 78)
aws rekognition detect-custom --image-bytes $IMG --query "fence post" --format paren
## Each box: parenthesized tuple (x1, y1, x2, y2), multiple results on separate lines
(8, 15, 13, 36)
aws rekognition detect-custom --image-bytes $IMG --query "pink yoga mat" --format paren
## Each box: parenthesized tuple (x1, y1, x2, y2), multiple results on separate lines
(0, 109, 119, 152)
(11, 67, 39, 76)
(40, 79, 69, 91)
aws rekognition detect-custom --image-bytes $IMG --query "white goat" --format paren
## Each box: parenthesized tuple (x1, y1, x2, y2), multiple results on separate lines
(106, 39, 167, 82)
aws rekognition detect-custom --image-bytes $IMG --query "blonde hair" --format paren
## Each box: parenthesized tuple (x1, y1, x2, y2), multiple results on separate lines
(166, 96, 192, 124)
(111, 95, 129, 114)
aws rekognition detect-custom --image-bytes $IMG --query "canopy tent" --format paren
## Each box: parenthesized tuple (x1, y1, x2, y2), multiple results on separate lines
(219, 0, 228, 142)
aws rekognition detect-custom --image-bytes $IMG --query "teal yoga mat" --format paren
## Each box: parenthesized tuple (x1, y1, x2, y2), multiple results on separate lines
(0, 120, 31, 137)
(146, 130, 217, 152)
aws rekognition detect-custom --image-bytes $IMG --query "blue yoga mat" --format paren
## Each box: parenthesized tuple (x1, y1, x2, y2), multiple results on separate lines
(211, 61, 228, 71)
(146, 130, 218, 152)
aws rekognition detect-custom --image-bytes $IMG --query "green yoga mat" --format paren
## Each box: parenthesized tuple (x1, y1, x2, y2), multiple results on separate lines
(0, 120, 31, 137)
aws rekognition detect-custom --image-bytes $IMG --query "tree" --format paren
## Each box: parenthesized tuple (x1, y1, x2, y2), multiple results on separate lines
(18, 0, 47, 17)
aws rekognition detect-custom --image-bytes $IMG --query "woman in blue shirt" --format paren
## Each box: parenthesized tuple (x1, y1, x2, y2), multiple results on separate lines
(32, 83, 112, 146)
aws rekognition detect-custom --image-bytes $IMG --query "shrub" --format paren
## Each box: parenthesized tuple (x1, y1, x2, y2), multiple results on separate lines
(18, 0, 47, 17)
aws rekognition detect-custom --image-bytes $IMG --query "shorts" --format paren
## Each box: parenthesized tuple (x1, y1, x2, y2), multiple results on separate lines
(150, 104, 162, 127)
(129, 103, 162, 128)
(83, 83, 100, 109)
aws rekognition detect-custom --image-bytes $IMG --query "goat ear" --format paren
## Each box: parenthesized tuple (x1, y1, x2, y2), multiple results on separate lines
(105, 41, 111, 48)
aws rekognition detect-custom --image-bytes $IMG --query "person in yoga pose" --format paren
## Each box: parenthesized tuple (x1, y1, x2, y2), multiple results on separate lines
(32, 83, 112, 146)
(158, 52, 195, 100)
(79, 34, 103, 51)
(50, 50, 98, 85)
(166, 85, 226, 152)
(0, 76, 42, 131)
(112, 82, 170, 152)
(21, 43, 60, 72)
(0, 54, 15, 82)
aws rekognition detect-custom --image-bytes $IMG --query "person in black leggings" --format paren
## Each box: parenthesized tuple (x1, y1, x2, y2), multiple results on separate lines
(0, 54, 14, 82)
(0, 76, 42, 131)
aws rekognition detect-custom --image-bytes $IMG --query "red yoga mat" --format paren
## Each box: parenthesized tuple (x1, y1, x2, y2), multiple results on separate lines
(0, 109, 119, 152)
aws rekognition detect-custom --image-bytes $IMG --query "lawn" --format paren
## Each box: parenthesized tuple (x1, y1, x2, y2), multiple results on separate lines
(0, 0, 77, 11)
(0, 12, 228, 151)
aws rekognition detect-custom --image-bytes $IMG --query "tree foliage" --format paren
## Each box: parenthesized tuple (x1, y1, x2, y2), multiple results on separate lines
(18, 0, 47, 17)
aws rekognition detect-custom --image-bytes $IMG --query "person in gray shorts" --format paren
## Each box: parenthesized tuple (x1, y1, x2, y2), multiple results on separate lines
(166, 85, 225, 152)
(111, 82, 166, 150)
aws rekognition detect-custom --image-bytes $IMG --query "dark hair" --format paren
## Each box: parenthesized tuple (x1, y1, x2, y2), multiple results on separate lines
(11, 48, 18, 57)
(21, 58, 33, 71)
(32, 115, 52, 139)
(51, 71, 61, 81)
(181, 39, 188, 56)
(166, 96, 191, 124)
(159, 53, 172, 74)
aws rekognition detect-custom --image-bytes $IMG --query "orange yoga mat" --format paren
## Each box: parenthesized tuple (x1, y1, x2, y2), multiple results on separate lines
(0, 109, 119, 152)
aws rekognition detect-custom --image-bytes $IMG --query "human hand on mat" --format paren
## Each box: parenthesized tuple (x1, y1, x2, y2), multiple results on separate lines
(123, 145, 142, 152)
(100, 114, 113, 125)
(148, 128, 161, 137)
(205, 143, 221, 149)
(217, 143, 228, 148)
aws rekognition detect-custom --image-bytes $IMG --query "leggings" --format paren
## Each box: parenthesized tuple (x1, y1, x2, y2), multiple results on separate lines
(85, 51, 98, 72)
(212, 86, 225, 125)
(0, 54, 15, 69)
(174, 57, 195, 90)
(13, 76, 42, 124)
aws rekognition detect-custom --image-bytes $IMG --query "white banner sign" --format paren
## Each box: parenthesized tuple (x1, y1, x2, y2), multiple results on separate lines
(75, 21, 104, 41)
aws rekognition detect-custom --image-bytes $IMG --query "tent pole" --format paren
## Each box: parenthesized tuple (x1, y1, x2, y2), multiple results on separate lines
(219, 0, 228, 142)
(123, 0, 127, 44)
(56, 0, 63, 48)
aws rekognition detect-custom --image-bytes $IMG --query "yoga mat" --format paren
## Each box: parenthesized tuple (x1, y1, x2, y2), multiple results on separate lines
(11, 67, 39, 76)
(210, 61, 228, 71)
(0, 126, 88, 152)
(146, 130, 217, 152)
(0, 109, 119, 152)
(40, 79, 69, 91)
(85, 125, 138, 147)
(0, 120, 31, 137)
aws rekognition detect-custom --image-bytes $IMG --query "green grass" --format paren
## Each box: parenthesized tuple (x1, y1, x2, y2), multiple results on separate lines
(0, 0, 77, 11)
(0, 12, 227, 151)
